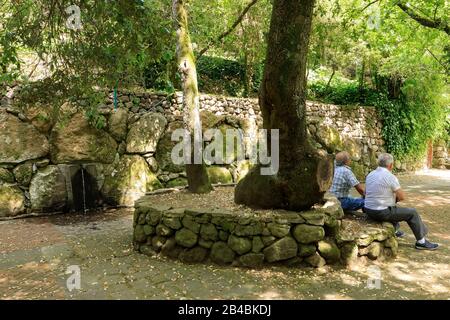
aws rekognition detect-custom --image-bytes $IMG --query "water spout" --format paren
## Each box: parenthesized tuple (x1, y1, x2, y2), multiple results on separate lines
(81, 167, 87, 214)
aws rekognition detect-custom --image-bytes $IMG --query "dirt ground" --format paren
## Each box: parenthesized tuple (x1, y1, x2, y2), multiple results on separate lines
(0, 169, 449, 300)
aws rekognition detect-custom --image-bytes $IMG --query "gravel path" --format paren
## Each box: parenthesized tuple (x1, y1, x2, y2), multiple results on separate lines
(1, 169, 449, 300)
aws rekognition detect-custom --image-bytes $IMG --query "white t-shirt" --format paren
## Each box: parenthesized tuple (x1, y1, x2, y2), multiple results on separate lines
(364, 167, 401, 210)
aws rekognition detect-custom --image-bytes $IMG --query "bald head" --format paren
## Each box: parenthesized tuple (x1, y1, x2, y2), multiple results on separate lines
(335, 151, 350, 166)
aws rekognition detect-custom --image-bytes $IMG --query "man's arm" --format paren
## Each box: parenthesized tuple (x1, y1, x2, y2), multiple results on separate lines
(391, 174, 404, 203)
(395, 188, 406, 202)
(354, 183, 365, 197)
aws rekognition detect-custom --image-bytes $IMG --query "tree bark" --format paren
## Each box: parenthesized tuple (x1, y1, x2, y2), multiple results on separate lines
(173, 0, 212, 193)
(234, 0, 334, 210)
(397, 2, 449, 35)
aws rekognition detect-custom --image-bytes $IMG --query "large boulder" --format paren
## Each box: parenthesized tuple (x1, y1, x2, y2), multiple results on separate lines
(108, 108, 128, 141)
(50, 112, 117, 164)
(314, 124, 343, 153)
(29, 166, 67, 212)
(207, 166, 233, 184)
(22, 104, 56, 134)
(101, 155, 162, 206)
(0, 111, 49, 164)
(126, 113, 167, 154)
(155, 121, 185, 173)
(0, 185, 25, 217)
(343, 137, 362, 161)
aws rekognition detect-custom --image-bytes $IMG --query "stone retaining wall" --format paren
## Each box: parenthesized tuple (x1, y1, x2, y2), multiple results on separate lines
(133, 191, 397, 268)
(1, 85, 390, 217)
(433, 140, 449, 169)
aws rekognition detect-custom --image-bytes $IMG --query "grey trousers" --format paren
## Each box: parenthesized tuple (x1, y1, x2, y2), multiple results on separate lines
(364, 206, 428, 240)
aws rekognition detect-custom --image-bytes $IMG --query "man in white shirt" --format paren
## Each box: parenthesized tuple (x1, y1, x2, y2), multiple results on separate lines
(364, 153, 438, 250)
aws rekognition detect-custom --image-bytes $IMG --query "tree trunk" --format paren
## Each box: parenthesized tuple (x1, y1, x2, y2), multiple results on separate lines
(173, 0, 212, 193)
(234, 0, 334, 210)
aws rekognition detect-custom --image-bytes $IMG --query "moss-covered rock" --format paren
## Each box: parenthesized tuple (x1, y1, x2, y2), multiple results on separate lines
(29, 165, 67, 212)
(263, 237, 298, 263)
(133, 224, 147, 243)
(166, 177, 188, 188)
(317, 239, 341, 263)
(210, 241, 235, 265)
(298, 244, 317, 257)
(155, 121, 185, 173)
(200, 223, 219, 241)
(101, 155, 162, 206)
(175, 228, 198, 248)
(343, 137, 362, 161)
(340, 242, 359, 267)
(239, 253, 264, 268)
(293, 224, 325, 244)
(143, 225, 155, 236)
(182, 215, 201, 233)
(384, 237, 398, 256)
(50, 112, 117, 164)
(0, 111, 49, 164)
(156, 224, 174, 237)
(126, 112, 167, 154)
(13, 162, 33, 186)
(252, 236, 265, 253)
(235, 160, 253, 182)
(305, 252, 326, 268)
(267, 223, 291, 238)
(0, 168, 14, 184)
(162, 216, 182, 230)
(179, 247, 208, 263)
(315, 124, 343, 153)
(152, 235, 167, 252)
(108, 108, 128, 141)
(199, 238, 214, 249)
(23, 104, 56, 134)
(207, 166, 233, 184)
(0, 185, 25, 217)
(228, 234, 252, 255)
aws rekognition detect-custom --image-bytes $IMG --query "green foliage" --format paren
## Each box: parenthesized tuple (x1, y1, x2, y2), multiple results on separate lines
(309, 76, 448, 161)
(308, 81, 380, 106)
(194, 56, 262, 97)
(0, 0, 174, 98)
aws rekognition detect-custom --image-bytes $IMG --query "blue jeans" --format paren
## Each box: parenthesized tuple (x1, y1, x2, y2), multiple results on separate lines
(339, 197, 365, 211)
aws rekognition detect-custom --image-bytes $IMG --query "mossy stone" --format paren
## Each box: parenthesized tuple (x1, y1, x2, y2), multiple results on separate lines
(175, 228, 198, 248)
(293, 224, 325, 244)
(210, 241, 235, 265)
(228, 235, 252, 255)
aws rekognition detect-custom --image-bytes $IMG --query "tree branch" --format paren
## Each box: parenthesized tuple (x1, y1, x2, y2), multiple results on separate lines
(360, 0, 381, 12)
(197, 0, 259, 59)
(397, 2, 449, 35)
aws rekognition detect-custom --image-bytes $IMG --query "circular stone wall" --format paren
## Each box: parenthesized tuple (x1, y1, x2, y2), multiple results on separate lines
(132, 187, 397, 268)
